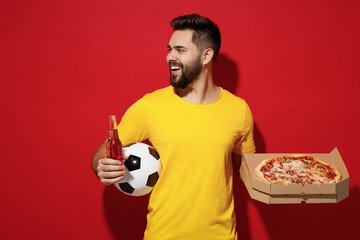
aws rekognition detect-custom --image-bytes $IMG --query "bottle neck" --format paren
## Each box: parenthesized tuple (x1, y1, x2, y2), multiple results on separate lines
(109, 115, 117, 129)
(109, 128, 119, 139)
(108, 115, 119, 139)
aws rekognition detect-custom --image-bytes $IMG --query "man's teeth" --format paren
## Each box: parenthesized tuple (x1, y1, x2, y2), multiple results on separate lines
(171, 66, 181, 70)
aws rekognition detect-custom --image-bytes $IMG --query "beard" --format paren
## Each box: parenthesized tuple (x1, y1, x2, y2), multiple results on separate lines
(169, 55, 203, 89)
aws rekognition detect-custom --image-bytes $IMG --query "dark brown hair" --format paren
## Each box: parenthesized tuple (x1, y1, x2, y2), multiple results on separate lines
(171, 14, 221, 63)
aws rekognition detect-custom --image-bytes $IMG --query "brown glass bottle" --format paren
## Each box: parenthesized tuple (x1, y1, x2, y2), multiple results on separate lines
(106, 115, 123, 164)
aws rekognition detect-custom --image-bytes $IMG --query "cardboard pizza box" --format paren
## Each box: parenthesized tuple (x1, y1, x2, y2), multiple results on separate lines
(240, 148, 349, 204)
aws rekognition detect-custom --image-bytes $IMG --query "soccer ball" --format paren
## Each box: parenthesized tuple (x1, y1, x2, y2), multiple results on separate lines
(115, 142, 161, 196)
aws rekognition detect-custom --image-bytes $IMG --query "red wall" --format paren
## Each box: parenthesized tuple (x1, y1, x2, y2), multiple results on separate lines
(1, 1, 359, 239)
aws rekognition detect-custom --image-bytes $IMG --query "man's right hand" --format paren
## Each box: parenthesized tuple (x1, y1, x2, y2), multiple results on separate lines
(96, 156, 128, 185)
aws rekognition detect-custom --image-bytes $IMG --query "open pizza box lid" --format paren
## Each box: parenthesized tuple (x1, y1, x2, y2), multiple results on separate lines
(240, 148, 349, 204)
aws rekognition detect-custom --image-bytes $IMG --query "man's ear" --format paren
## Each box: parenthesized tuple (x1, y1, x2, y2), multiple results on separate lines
(202, 48, 214, 65)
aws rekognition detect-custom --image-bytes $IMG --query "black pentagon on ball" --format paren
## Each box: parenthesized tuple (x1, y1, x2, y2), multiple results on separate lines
(146, 172, 159, 187)
(124, 155, 141, 171)
(148, 147, 160, 160)
(118, 182, 135, 194)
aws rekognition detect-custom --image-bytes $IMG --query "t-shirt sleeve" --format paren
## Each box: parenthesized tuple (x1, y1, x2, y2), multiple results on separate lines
(233, 102, 256, 154)
(117, 96, 149, 146)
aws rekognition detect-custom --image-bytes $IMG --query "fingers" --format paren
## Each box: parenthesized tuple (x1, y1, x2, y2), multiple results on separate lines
(101, 164, 123, 171)
(98, 170, 126, 185)
(97, 158, 126, 185)
(100, 176, 125, 185)
(99, 158, 122, 165)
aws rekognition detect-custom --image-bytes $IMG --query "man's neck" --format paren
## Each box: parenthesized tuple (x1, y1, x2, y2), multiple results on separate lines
(174, 71, 220, 104)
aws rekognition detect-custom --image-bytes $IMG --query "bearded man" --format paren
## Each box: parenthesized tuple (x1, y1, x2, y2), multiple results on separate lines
(91, 14, 256, 240)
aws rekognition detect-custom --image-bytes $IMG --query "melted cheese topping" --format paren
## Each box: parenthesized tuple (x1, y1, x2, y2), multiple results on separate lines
(261, 157, 338, 185)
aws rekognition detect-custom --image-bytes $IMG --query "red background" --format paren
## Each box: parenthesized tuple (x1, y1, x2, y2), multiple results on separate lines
(1, 0, 359, 239)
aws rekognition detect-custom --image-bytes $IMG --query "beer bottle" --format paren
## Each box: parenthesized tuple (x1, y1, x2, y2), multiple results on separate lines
(106, 115, 123, 164)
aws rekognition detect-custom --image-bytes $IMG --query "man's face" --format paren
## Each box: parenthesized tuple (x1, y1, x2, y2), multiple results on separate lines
(167, 30, 203, 89)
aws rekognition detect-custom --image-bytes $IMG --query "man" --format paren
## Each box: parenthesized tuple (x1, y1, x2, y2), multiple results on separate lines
(91, 14, 255, 240)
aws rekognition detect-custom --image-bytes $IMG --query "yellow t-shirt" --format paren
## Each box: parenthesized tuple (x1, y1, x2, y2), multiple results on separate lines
(118, 86, 255, 240)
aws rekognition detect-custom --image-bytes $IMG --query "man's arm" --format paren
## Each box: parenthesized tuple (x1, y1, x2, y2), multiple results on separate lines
(232, 102, 256, 179)
(91, 140, 107, 174)
(92, 97, 148, 185)
(91, 139, 126, 185)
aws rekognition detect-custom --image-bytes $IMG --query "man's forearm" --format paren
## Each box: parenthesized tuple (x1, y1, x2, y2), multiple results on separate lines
(91, 140, 107, 175)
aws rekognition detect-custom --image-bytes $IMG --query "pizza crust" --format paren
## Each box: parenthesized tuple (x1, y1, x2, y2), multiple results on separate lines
(314, 158, 342, 182)
(255, 159, 268, 182)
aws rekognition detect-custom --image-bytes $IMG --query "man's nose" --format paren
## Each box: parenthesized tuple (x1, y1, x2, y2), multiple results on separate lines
(167, 50, 177, 62)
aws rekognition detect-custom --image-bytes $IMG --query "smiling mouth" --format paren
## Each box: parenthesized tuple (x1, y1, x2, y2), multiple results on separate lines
(170, 66, 182, 75)
(169, 61, 182, 73)
(170, 66, 181, 71)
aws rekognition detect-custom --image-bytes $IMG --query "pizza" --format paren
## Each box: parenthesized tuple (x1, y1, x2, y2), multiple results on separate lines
(255, 155, 341, 185)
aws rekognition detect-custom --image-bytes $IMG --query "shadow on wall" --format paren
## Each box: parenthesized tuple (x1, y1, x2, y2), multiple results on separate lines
(103, 53, 266, 240)
(255, 185, 360, 240)
(103, 186, 148, 240)
(213, 53, 239, 94)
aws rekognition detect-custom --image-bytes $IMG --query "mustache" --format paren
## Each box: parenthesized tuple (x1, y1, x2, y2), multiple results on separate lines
(169, 61, 183, 68)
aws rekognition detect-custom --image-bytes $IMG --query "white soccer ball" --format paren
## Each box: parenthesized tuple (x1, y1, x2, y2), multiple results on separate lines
(115, 142, 161, 196)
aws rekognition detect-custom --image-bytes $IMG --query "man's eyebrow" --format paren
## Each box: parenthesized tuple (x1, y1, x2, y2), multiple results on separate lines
(167, 45, 187, 50)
